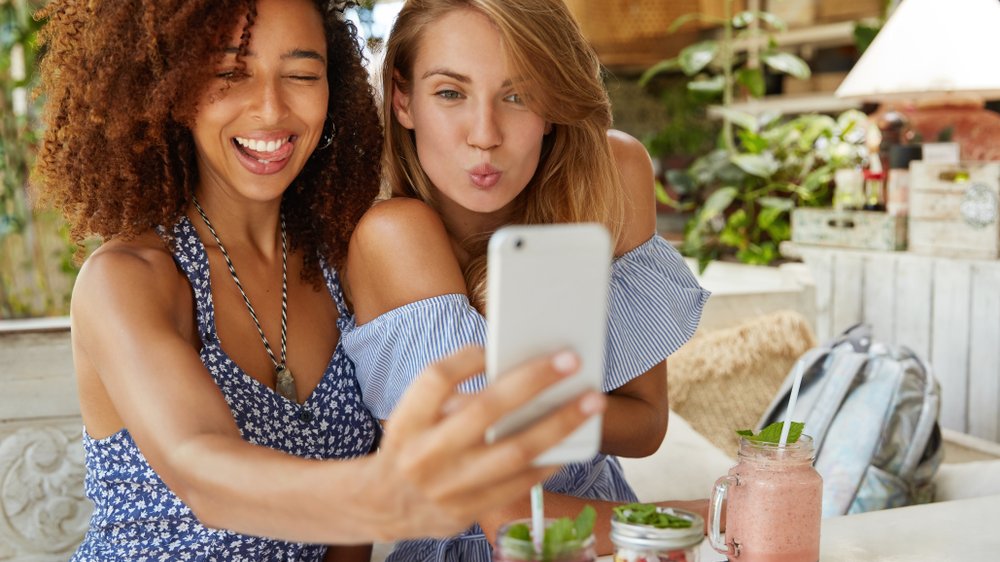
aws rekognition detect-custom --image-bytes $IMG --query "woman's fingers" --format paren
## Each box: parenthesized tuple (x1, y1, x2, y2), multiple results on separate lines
(386, 345, 486, 438)
(431, 350, 582, 451)
(412, 389, 606, 501)
(379, 346, 604, 538)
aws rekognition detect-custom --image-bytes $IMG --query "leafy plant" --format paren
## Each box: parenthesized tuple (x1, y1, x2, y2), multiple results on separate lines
(671, 109, 868, 270)
(853, 0, 894, 54)
(640, 0, 812, 157)
(1, 0, 82, 318)
(639, 0, 869, 270)
(640, 79, 720, 213)
(643, 81, 718, 162)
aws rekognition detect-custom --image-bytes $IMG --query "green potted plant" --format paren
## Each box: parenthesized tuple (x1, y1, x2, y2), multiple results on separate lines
(671, 109, 868, 270)
(639, 0, 869, 270)
(639, 78, 719, 229)
(640, 0, 812, 156)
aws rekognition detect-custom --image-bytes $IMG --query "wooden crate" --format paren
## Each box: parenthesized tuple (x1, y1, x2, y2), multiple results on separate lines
(791, 208, 906, 251)
(909, 162, 1000, 260)
(817, 0, 881, 22)
(564, 0, 744, 67)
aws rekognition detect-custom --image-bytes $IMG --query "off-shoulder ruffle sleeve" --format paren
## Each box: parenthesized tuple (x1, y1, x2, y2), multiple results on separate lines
(340, 294, 487, 420)
(603, 235, 710, 392)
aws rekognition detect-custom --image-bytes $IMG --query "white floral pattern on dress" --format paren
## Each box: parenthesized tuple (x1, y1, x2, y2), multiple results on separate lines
(72, 218, 378, 562)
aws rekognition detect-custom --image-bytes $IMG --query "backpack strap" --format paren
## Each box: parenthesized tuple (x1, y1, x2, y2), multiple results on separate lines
(895, 349, 942, 481)
(803, 350, 869, 456)
(756, 324, 872, 455)
(757, 346, 829, 431)
(815, 351, 901, 517)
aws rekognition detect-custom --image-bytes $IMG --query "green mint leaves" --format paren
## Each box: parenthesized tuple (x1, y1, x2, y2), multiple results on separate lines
(502, 505, 596, 561)
(506, 523, 532, 542)
(736, 421, 805, 444)
(572, 504, 596, 545)
(612, 503, 693, 529)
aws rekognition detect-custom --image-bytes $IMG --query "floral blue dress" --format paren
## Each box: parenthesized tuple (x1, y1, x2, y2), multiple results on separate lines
(71, 217, 379, 562)
(341, 234, 710, 561)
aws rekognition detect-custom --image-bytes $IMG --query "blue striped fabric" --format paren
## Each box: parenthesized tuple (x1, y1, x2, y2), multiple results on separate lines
(604, 235, 711, 391)
(340, 234, 710, 561)
(340, 294, 487, 420)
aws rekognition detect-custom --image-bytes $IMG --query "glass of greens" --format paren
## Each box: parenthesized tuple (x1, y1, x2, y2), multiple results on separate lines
(494, 506, 597, 562)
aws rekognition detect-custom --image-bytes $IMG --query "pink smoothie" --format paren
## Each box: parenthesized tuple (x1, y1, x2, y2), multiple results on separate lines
(724, 455, 822, 562)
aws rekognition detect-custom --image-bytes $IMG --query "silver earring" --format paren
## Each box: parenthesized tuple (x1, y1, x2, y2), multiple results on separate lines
(317, 119, 336, 150)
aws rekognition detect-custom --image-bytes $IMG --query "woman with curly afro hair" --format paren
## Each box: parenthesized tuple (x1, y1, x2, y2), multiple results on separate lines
(33, 0, 605, 559)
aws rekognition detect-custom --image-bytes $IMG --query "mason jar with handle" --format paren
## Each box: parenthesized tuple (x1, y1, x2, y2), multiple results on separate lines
(708, 435, 822, 562)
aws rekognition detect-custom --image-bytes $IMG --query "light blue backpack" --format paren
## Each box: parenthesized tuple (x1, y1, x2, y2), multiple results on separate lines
(758, 324, 943, 517)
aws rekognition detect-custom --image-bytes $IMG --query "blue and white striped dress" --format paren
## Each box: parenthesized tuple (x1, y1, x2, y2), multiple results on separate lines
(341, 234, 709, 562)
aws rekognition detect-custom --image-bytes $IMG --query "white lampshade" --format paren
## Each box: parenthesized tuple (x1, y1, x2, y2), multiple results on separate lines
(836, 0, 1000, 101)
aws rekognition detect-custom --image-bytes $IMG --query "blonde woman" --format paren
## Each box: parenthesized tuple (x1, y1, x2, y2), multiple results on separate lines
(341, 0, 711, 558)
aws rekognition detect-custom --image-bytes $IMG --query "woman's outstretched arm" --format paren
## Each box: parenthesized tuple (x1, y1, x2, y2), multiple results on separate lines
(72, 243, 603, 544)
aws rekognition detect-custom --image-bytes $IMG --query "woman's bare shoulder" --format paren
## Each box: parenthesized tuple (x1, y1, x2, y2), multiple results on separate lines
(607, 130, 657, 254)
(73, 231, 188, 330)
(354, 197, 448, 241)
(346, 197, 466, 323)
(78, 231, 179, 285)
(607, 129, 655, 199)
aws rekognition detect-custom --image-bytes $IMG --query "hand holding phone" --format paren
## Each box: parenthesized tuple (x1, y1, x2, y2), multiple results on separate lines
(485, 224, 611, 466)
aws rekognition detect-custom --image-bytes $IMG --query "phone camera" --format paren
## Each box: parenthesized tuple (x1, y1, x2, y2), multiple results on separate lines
(514, 238, 524, 249)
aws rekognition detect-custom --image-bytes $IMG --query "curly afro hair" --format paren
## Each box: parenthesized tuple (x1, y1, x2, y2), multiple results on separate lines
(34, 0, 382, 281)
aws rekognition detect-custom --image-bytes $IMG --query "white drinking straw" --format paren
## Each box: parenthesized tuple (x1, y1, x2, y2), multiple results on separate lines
(531, 482, 544, 555)
(779, 359, 806, 446)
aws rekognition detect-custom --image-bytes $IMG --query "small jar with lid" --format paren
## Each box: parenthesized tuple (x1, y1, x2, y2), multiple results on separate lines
(611, 507, 704, 562)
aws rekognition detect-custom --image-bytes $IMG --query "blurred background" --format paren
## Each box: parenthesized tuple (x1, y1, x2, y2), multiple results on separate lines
(10, 0, 992, 317)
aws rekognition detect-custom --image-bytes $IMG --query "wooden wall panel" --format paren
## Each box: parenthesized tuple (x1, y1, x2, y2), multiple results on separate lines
(787, 244, 1000, 442)
(931, 263, 972, 433)
(969, 266, 1000, 441)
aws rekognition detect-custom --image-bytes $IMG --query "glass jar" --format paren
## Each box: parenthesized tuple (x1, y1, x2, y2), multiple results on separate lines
(610, 507, 703, 562)
(862, 168, 886, 211)
(709, 436, 822, 562)
(833, 168, 864, 211)
(494, 519, 596, 562)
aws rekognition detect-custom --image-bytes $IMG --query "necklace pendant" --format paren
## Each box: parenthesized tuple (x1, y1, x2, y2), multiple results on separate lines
(275, 365, 298, 402)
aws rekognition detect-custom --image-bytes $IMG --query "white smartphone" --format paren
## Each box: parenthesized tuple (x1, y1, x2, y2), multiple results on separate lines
(484, 223, 611, 466)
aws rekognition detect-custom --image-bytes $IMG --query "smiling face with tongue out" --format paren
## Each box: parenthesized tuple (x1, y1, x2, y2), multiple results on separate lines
(190, 0, 329, 204)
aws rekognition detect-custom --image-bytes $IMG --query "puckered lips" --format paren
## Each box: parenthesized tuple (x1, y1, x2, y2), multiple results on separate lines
(232, 132, 297, 175)
(468, 163, 502, 189)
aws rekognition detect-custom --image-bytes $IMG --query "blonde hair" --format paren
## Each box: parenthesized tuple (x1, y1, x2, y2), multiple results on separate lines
(381, 0, 625, 309)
